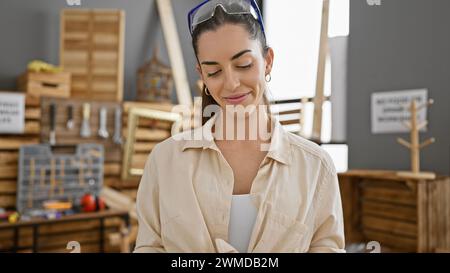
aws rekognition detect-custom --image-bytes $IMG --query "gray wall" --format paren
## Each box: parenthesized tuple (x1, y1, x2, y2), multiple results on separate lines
(348, 0, 450, 175)
(1, 0, 448, 174)
(0, 0, 203, 101)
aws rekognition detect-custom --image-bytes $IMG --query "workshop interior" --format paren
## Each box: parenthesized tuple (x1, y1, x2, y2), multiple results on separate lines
(0, 0, 449, 253)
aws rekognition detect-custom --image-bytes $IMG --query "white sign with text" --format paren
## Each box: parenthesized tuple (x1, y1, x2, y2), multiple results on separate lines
(371, 89, 428, 134)
(0, 92, 25, 134)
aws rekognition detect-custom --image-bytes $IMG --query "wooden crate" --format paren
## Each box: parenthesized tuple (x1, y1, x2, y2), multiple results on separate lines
(0, 93, 41, 210)
(18, 71, 71, 98)
(60, 9, 125, 102)
(339, 170, 450, 253)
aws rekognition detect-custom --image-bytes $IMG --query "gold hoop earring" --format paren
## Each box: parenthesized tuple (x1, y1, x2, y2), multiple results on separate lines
(265, 74, 272, 82)
(204, 87, 211, 96)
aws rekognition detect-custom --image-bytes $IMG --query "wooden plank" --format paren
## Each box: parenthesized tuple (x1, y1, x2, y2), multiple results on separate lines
(0, 195, 15, 208)
(0, 137, 39, 150)
(364, 229, 417, 252)
(122, 128, 170, 141)
(25, 108, 41, 120)
(133, 142, 157, 153)
(24, 121, 40, 134)
(156, 0, 192, 106)
(124, 118, 173, 130)
(362, 215, 417, 237)
(105, 176, 140, 190)
(0, 180, 17, 194)
(0, 152, 18, 164)
(311, 0, 329, 140)
(0, 165, 18, 179)
(338, 176, 364, 244)
(417, 180, 428, 252)
(122, 101, 173, 113)
(116, 10, 125, 102)
(362, 200, 417, 222)
(445, 177, 450, 251)
(341, 170, 413, 181)
(25, 94, 40, 107)
(279, 119, 301, 126)
(361, 182, 416, 206)
(104, 163, 121, 176)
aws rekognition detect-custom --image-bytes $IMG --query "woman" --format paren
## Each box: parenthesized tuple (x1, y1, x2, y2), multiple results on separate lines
(134, 0, 345, 253)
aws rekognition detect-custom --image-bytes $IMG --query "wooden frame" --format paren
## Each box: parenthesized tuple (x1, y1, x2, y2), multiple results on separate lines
(121, 107, 181, 180)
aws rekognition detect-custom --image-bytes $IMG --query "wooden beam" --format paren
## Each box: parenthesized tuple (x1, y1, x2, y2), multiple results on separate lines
(156, 0, 192, 106)
(312, 0, 330, 140)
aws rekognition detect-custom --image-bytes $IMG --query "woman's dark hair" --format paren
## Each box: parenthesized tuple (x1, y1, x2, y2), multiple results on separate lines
(191, 6, 270, 125)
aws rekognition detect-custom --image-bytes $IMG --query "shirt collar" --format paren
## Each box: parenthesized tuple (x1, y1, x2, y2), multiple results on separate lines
(182, 113, 292, 165)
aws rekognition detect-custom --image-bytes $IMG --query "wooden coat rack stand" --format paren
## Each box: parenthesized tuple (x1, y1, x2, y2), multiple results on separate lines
(396, 99, 436, 179)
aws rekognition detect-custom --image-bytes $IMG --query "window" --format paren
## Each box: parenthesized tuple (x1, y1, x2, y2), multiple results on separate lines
(264, 0, 349, 142)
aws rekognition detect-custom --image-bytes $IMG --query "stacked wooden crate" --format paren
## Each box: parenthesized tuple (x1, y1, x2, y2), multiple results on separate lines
(0, 94, 40, 210)
(339, 170, 450, 253)
(60, 9, 125, 102)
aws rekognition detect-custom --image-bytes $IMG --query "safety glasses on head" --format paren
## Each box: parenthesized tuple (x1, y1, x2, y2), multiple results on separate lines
(188, 0, 265, 37)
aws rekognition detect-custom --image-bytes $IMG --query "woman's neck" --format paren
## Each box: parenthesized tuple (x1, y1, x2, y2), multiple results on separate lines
(212, 105, 272, 143)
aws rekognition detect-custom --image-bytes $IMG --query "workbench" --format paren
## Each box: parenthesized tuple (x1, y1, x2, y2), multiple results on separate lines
(0, 209, 129, 253)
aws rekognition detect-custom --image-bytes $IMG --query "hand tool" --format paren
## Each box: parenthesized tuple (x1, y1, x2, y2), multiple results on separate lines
(80, 103, 91, 138)
(113, 106, 123, 145)
(66, 105, 74, 130)
(98, 107, 109, 139)
(49, 103, 56, 145)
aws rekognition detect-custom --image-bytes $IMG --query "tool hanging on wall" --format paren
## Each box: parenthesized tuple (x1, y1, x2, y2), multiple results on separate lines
(80, 103, 91, 138)
(49, 103, 56, 145)
(98, 107, 109, 139)
(66, 105, 74, 130)
(113, 106, 123, 145)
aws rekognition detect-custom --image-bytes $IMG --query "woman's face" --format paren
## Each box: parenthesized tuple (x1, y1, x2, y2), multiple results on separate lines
(196, 24, 274, 111)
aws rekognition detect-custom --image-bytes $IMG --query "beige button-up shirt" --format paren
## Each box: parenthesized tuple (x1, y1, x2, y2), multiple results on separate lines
(134, 115, 345, 253)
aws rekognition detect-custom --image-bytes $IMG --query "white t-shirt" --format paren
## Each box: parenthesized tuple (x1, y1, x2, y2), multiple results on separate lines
(228, 194, 258, 253)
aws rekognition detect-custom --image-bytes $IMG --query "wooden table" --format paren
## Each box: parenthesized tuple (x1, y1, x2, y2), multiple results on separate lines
(0, 210, 129, 253)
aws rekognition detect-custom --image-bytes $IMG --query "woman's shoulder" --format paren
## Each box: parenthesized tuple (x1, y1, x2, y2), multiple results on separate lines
(284, 132, 336, 175)
(151, 130, 190, 153)
(149, 128, 199, 158)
